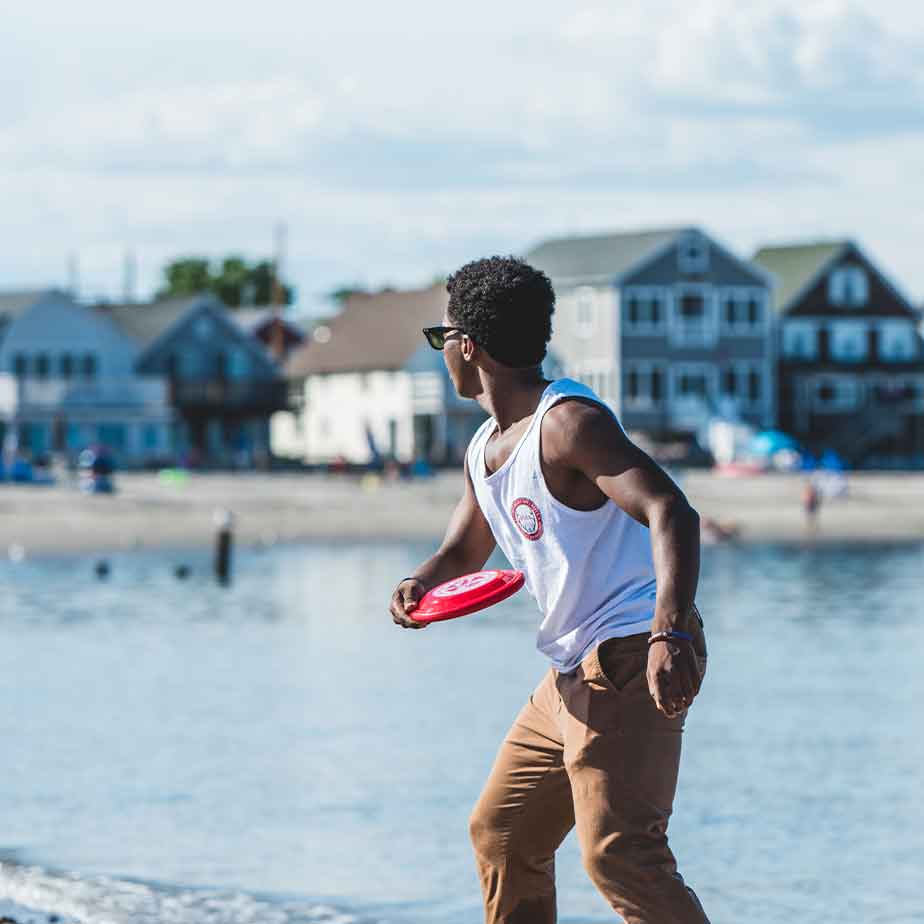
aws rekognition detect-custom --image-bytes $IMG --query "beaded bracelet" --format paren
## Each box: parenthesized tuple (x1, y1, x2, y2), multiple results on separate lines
(648, 630, 694, 646)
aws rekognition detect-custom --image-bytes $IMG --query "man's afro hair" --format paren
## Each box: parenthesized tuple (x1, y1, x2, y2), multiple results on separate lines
(446, 256, 554, 368)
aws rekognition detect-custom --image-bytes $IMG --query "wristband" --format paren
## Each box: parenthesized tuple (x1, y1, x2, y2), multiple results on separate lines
(648, 630, 693, 646)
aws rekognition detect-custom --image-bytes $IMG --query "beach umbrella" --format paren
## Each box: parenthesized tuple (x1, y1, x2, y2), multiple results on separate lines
(748, 430, 800, 457)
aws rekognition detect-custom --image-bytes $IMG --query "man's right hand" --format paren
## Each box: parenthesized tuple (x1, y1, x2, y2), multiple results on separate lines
(390, 578, 428, 629)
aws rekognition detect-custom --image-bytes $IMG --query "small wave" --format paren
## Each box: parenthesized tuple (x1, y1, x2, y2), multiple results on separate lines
(0, 862, 367, 924)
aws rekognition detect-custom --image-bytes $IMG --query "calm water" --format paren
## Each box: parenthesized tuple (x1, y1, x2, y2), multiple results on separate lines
(0, 539, 923, 923)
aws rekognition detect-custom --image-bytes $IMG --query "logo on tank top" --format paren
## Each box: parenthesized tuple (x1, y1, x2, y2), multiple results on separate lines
(511, 497, 543, 541)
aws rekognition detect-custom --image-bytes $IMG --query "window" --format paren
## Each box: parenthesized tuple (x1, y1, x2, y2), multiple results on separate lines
(828, 266, 869, 307)
(723, 296, 736, 327)
(624, 363, 665, 408)
(830, 322, 868, 362)
(719, 289, 765, 334)
(815, 377, 859, 411)
(575, 287, 596, 336)
(783, 321, 817, 360)
(60, 354, 74, 378)
(679, 294, 704, 318)
(678, 372, 707, 397)
(628, 297, 640, 325)
(650, 369, 663, 402)
(879, 322, 917, 362)
(627, 369, 640, 400)
(671, 285, 715, 347)
(35, 353, 50, 379)
(82, 354, 98, 379)
(13, 353, 27, 378)
(677, 235, 709, 273)
(717, 363, 766, 409)
(623, 287, 666, 334)
(722, 367, 737, 396)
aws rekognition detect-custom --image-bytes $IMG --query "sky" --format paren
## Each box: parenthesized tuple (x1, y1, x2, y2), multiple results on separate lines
(3, 0, 924, 314)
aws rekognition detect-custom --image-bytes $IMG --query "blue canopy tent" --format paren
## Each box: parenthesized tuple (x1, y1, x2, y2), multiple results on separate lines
(748, 430, 800, 458)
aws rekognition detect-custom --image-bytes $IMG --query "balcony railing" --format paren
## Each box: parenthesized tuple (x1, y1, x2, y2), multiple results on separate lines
(168, 378, 289, 411)
(0, 374, 168, 413)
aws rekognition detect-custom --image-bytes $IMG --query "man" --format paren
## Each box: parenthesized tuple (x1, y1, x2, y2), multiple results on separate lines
(389, 256, 709, 924)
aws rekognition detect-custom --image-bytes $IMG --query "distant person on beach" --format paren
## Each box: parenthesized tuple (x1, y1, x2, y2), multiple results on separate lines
(802, 479, 821, 527)
(389, 257, 710, 924)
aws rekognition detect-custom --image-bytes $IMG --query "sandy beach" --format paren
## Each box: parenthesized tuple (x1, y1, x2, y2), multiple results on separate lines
(1, 469, 923, 558)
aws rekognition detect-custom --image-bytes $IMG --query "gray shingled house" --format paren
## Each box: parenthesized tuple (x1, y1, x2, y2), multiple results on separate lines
(527, 227, 775, 441)
(753, 240, 924, 468)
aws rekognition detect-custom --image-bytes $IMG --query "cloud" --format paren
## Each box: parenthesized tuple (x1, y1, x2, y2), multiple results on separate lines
(1, 0, 923, 303)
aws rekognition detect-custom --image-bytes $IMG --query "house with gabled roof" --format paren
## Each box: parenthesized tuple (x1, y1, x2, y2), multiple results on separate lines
(277, 285, 487, 465)
(230, 307, 306, 363)
(98, 294, 288, 467)
(0, 289, 173, 465)
(753, 240, 924, 467)
(527, 227, 775, 441)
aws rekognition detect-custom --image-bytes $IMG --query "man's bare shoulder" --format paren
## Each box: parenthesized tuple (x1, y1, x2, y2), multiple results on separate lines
(542, 398, 629, 465)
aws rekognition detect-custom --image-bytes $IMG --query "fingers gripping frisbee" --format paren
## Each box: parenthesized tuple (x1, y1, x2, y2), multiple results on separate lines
(411, 570, 525, 624)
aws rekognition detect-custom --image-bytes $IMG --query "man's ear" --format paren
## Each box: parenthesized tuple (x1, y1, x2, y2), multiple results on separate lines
(461, 334, 477, 362)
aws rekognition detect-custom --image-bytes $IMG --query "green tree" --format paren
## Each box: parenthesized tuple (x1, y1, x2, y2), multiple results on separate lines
(157, 256, 294, 306)
(158, 258, 212, 299)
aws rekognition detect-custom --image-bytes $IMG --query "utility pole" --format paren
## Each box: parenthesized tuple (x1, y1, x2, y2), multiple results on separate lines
(270, 221, 287, 360)
(67, 252, 80, 299)
(122, 249, 138, 303)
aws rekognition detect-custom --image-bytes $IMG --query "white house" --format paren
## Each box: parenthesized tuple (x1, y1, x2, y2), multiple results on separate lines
(0, 290, 173, 465)
(276, 285, 486, 465)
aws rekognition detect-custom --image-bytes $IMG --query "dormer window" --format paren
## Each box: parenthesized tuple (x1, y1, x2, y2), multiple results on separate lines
(828, 266, 868, 307)
(678, 235, 709, 274)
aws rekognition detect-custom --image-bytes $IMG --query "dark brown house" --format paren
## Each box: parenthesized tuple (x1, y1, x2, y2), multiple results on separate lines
(753, 240, 924, 468)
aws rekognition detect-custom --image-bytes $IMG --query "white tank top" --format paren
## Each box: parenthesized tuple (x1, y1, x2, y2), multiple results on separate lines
(467, 378, 657, 672)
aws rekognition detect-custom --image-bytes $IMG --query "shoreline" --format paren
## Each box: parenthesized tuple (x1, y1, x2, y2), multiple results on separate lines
(2, 470, 923, 559)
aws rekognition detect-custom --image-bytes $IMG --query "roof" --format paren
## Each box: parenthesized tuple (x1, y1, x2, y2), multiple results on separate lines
(0, 289, 54, 325)
(751, 241, 848, 312)
(230, 307, 306, 338)
(95, 296, 205, 348)
(525, 228, 687, 283)
(0, 290, 61, 347)
(284, 284, 448, 377)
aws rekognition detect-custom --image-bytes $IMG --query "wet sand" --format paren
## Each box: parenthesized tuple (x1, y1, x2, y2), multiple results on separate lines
(1, 470, 923, 558)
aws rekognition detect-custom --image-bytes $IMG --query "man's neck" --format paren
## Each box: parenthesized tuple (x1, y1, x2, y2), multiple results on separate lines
(477, 370, 553, 432)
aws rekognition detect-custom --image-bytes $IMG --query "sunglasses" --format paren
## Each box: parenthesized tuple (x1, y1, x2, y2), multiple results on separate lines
(422, 326, 468, 351)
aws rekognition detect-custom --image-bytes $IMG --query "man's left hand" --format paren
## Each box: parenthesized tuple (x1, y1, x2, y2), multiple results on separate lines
(647, 637, 703, 719)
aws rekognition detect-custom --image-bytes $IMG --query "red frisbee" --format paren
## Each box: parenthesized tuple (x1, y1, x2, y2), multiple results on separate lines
(410, 569, 525, 624)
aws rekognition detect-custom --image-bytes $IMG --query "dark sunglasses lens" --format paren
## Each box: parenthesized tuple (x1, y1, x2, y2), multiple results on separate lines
(424, 328, 445, 350)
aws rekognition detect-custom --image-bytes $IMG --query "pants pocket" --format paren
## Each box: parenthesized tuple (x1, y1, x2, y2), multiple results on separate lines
(596, 638, 648, 694)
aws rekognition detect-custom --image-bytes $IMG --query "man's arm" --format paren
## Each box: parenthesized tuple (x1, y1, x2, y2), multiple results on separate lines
(543, 400, 702, 716)
(390, 455, 496, 629)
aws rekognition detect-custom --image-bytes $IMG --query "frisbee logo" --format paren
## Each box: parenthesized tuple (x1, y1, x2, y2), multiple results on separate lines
(432, 571, 499, 598)
(511, 498, 543, 541)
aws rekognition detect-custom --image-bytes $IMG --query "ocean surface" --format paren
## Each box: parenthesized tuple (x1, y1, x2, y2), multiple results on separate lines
(1, 539, 923, 923)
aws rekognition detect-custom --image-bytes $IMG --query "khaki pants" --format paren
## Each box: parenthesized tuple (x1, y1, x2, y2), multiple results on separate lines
(469, 622, 709, 924)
